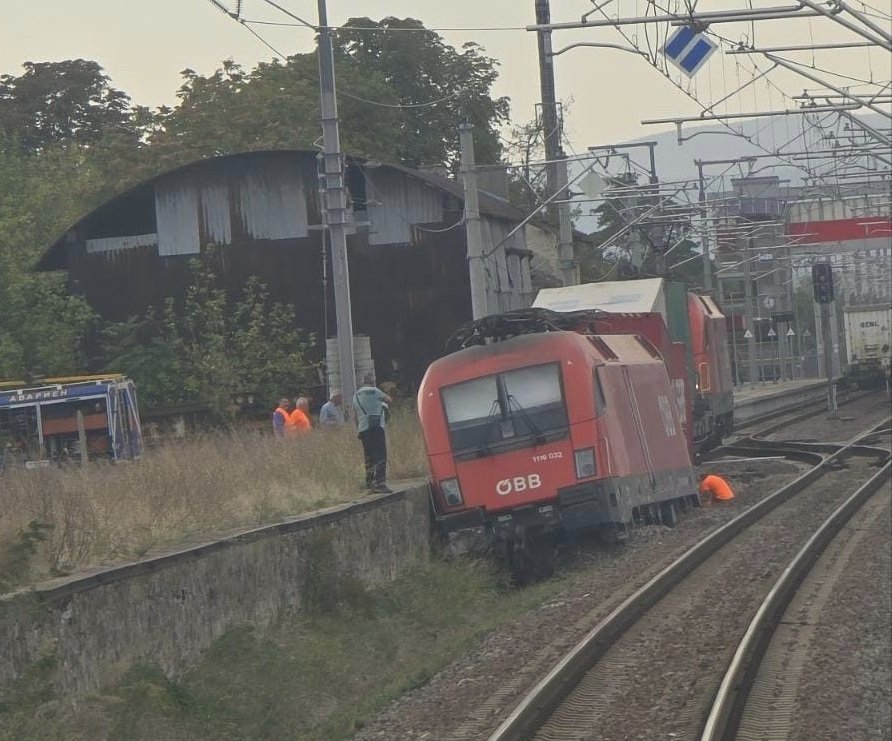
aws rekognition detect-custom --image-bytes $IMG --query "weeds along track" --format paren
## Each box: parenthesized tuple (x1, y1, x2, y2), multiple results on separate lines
(488, 417, 891, 741)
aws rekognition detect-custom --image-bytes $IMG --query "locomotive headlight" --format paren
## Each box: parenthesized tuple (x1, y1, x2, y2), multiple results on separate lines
(440, 477, 463, 506)
(574, 448, 596, 479)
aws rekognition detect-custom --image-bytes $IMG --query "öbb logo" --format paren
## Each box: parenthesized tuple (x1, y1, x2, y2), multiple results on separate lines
(496, 474, 542, 496)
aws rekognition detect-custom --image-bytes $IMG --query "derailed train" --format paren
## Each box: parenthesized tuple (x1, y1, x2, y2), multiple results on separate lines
(416, 278, 734, 574)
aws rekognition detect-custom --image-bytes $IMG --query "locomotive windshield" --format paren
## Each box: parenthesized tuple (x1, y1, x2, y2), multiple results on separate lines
(441, 362, 569, 458)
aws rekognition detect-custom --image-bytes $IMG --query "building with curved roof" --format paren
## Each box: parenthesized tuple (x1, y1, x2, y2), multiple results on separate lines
(36, 149, 553, 387)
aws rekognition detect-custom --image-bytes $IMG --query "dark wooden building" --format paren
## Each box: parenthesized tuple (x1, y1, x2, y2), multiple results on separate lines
(37, 150, 541, 387)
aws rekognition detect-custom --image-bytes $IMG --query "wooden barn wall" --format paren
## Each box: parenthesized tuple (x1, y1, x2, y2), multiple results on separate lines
(70, 230, 473, 389)
(58, 152, 536, 388)
(365, 168, 444, 245)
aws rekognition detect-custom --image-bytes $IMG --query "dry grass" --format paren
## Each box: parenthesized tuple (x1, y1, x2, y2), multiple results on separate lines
(0, 407, 428, 590)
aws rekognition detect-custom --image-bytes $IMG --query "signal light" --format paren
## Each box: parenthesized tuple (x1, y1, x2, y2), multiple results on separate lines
(812, 263, 834, 304)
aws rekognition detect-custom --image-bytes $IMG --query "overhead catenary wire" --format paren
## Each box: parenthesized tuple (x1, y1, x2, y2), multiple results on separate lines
(337, 89, 463, 109)
(587, 0, 888, 194)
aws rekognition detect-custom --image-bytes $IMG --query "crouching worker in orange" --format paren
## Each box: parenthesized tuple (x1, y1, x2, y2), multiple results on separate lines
(699, 474, 735, 503)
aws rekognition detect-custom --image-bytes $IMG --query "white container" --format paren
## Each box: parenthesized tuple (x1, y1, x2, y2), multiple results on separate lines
(326, 336, 375, 394)
(843, 305, 892, 368)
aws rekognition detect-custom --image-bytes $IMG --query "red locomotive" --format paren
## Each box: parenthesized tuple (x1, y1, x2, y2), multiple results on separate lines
(417, 279, 734, 577)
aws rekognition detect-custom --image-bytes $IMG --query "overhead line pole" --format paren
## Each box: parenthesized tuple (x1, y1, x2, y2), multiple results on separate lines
(317, 0, 357, 406)
(535, 0, 577, 286)
(459, 124, 489, 320)
(696, 161, 713, 291)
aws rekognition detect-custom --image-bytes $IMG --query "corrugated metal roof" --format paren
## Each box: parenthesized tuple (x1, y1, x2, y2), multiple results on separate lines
(36, 149, 528, 271)
(236, 160, 309, 241)
(200, 183, 232, 245)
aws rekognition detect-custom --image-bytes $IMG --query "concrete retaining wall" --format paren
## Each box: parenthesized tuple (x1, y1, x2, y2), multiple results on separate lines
(0, 487, 431, 699)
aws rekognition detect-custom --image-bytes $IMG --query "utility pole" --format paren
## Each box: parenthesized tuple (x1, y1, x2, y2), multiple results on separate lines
(813, 262, 838, 416)
(534, 0, 576, 286)
(696, 161, 713, 291)
(820, 302, 838, 415)
(555, 149, 577, 285)
(743, 240, 758, 386)
(316, 0, 356, 406)
(459, 124, 489, 320)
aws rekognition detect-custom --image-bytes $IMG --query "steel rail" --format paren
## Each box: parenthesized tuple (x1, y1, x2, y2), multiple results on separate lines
(730, 387, 872, 436)
(701, 456, 892, 741)
(488, 418, 889, 741)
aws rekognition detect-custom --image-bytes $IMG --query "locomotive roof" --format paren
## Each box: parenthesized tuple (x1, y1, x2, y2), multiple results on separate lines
(426, 330, 664, 386)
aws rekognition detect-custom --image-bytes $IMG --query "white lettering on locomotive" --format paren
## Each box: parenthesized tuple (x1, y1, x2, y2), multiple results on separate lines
(496, 473, 542, 496)
(657, 394, 677, 437)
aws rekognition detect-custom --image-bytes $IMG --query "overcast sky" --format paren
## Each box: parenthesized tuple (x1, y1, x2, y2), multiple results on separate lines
(2, 1, 884, 152)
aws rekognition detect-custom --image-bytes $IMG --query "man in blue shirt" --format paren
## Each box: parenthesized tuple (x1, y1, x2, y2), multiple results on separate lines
(319, 390, 346, 427)
(352, 375, 393, 493)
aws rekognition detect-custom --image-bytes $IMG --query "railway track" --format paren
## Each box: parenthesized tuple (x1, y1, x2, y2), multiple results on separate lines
(488, 417, 891, 741)
(703, 426, 892, 741)
(728, 387, 872, 440)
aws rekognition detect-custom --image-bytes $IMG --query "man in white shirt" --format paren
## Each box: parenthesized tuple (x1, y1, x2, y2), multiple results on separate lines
(352, 375, 393, 493)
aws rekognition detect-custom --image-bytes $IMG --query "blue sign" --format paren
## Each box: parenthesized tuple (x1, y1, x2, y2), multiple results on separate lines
(0, 382, 109, 407)
(663, 25, 717, 77)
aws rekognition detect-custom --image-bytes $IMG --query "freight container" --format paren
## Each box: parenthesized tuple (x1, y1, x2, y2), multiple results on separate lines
(843, 304, 892, 387)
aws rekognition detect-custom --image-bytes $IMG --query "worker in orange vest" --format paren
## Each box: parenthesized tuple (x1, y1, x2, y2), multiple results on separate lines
(272, 398, 294, 438)
(289, 396, 312, 435)
(699, 474, 735, 503)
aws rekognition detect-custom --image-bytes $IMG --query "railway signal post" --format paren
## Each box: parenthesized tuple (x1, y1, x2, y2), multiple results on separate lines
(812, 263, 838, 416)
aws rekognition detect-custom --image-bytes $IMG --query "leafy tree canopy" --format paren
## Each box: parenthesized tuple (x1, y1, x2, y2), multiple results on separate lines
(150, 18, 509, 170)
(337, 17, 509, 168)
(101, 253, 317, 416)
(0, 59, 134, 153)
(150, 56, 401, 164)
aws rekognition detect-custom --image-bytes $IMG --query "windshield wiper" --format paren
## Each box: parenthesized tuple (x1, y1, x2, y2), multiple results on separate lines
(506, 394, 547, 445)
(476, 399, 501, 457)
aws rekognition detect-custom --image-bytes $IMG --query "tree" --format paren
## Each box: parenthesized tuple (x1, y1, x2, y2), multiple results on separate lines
(151, 18, 509, 170)
(101, 254, 317, 416)
(0, 60, 134, 153)
(337, 17, 510, 169)
(149, 55, 401, 165)
(0, 145, 97, 379)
